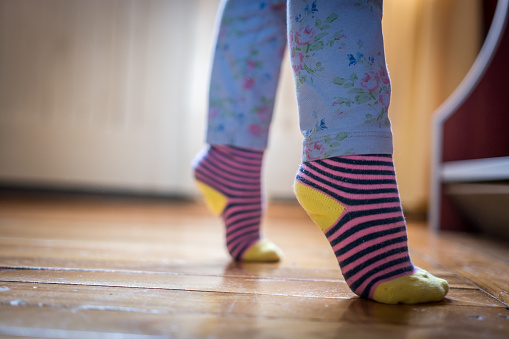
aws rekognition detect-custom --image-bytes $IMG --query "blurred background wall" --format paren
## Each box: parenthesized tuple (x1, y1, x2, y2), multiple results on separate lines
(383, 0, 482, 215)
(0, 0, 483, 216)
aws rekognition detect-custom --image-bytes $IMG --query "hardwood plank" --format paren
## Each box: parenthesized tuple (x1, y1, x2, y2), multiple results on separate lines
(0, 282, 504, 320)
(441, 232, 509, 265)
(433, 246, 509, 307)
(2, 236, 454, 275)
(0, 256, 341, 282)
(0, 206, 341, 271)
(0, 257, 472, 291)
(0, 235, 472, 290)
(1, 197, 491, 272)
(0, 303, 508, 339)
(0, 217, 227, 245)
(0, 198, 308, 226)
(0, 217, 467, 282)
(1, 196, 508, 338)
(0, 270, 500, 311)
(0, 202, 472, 288)
(0, 269, 355, 299)
(408, 225, 509, 307)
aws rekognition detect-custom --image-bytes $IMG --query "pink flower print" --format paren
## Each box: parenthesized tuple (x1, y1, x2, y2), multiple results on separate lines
(289, 32, 294, 49)
(332, 101, 341, 106)
(379, 67, 390, 85)
(295, 26, 315, 46)
(246, 60, 256, 71)
(379, 89, 391, 111)
(248, 124, 263, 136)
(336, 34, 346, 40)
(305, 142, 326, 161)
(291, 52, 305, 73)
(209, 107, 219, 119)
(257, 106, 271, 122)
(243, 77, 255, 89)
(360, 72, 380, 92)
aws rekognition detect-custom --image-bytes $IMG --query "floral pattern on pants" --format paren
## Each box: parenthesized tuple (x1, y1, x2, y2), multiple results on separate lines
(206, 0, 393, 161)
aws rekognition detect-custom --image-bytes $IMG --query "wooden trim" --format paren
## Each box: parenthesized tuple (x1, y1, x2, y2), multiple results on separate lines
(430, 0, 509, 231)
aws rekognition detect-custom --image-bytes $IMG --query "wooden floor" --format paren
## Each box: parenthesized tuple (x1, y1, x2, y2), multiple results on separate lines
(0, 192, 508, 338)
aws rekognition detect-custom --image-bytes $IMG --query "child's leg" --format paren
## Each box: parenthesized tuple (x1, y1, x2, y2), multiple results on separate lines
(289, 0, 448, 304)
(193, 0, 286, 262)
(206, 0, 287, 150)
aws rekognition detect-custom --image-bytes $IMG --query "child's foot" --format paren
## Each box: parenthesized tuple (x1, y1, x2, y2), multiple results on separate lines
(294, 154, 448, 304)
(193, 145, 282, 262)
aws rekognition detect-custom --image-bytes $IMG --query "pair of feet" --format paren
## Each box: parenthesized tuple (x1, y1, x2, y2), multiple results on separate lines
(193, 145, 448, 305)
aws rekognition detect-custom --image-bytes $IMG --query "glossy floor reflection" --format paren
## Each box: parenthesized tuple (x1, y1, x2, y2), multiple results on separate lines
(0, 193, 508, 338)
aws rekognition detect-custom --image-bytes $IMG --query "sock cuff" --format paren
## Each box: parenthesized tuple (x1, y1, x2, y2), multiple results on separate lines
(210, 145, 264, 167)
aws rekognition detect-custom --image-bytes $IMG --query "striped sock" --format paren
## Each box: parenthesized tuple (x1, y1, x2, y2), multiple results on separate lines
(193, 145, 282, 262)
(294, 154, 448, 304)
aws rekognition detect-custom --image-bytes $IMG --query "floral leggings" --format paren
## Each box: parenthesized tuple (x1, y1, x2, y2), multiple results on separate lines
(206, 0, 393, 162)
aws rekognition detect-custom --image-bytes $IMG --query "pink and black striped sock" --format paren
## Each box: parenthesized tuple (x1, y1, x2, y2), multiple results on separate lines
(193, 145, 281, 262)
(294, 154, 448, 303)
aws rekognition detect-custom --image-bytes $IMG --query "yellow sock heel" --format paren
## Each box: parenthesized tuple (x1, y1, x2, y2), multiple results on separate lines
(196, 179, 282, 262)
(372, 268, 449, 304)
(195, 180, 228, 216)
(294, 181, 345, 232)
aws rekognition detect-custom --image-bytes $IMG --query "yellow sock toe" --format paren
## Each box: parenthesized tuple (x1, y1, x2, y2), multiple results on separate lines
(372, 268, 449, 304)
(242, 239, 283, 262)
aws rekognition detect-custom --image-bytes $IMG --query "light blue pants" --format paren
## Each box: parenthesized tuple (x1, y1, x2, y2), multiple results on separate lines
(206, 0, 393, 161)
